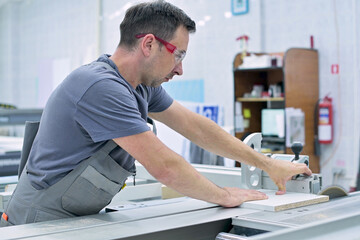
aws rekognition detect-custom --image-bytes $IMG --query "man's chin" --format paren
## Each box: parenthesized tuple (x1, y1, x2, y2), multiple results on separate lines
(149, 80, 163, 88)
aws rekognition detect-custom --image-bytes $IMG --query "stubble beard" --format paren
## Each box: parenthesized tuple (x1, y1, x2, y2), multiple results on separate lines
(149, 78, 164, 87)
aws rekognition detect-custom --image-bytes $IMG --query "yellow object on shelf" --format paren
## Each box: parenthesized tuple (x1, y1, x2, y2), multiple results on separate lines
(243, 109, 251, 118)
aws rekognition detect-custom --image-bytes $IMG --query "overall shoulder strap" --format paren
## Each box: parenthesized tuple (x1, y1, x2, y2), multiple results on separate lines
(19, 121, 40, 178)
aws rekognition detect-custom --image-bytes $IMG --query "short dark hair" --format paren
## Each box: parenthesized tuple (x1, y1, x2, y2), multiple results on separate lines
(119, 0, 196, 49)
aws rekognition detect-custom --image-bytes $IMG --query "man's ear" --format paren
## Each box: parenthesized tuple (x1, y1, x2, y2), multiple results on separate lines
(140, 34, 156, 57)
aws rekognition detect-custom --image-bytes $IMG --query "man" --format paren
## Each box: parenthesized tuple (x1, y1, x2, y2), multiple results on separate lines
(1, 0, 311, 227)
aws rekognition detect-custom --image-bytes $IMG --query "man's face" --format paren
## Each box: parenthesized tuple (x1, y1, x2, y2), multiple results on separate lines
(144, 26, 189, 87)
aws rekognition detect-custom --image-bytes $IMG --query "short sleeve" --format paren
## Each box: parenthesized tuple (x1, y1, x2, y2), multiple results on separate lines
(147, 86, 173, 113)
(75, 80, 150, 142)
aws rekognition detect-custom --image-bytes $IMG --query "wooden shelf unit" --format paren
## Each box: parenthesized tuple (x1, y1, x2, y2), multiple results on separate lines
(236, 97, 284, 102)
(233, 48, 320, 173)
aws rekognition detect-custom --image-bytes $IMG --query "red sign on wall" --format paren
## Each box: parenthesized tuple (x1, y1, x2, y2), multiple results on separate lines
(331, 64, 339, 74)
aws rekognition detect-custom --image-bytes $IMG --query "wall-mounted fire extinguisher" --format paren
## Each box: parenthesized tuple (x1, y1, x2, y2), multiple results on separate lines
(318, 96, 333, 144)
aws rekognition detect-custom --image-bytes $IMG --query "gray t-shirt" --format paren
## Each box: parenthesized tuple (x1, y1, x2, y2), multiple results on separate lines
(26, 54, 173, 189)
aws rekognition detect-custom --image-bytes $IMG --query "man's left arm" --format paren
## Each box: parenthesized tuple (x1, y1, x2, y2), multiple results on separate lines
(149, 101, 312, 194)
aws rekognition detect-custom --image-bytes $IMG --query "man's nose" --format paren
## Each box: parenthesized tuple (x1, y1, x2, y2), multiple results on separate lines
(173, 62, 183, 76)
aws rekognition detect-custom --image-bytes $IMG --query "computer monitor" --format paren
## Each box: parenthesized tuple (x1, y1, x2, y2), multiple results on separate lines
(261, 109, 285, 138)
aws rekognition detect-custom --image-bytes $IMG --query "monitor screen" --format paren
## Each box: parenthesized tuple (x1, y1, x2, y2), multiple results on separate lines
(261, 109, 285, 138)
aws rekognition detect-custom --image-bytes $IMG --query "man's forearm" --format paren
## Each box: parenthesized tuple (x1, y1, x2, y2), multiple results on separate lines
(139, 142, 232, 206)
(148, 149, 267, 207)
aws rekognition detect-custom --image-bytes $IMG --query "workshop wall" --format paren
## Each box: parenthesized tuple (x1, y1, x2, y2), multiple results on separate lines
(0, 0, 359, 190)
(0, 2, 18, 105)
(0, 0, 98, 107)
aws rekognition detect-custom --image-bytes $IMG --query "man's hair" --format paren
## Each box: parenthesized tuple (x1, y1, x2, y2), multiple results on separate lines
(119, 0, 196, 49)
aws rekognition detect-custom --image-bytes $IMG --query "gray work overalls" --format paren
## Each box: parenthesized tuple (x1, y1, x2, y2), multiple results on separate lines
(1, 122, 134, 227)
(0, 62, 138, 227)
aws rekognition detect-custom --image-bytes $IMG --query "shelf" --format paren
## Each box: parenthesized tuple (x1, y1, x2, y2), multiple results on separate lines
(234, 67, 283, 72)
(233, 49, 320, 172)
(236, 97, 284, 102)
(261, 149, 285, 154)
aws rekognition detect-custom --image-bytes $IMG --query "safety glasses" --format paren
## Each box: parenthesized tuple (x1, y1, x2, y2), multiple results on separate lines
(135, 33, 186, 63)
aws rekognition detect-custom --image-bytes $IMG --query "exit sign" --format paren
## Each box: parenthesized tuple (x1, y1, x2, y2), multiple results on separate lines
(331, 64, 339, 74)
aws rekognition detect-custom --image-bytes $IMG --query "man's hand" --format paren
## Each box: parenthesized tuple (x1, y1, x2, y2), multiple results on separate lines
(220, 187, 268, 208)
(265, 158, 312, 195)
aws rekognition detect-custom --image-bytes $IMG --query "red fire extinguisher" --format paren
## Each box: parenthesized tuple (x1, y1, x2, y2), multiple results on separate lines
(318, 96, 333, 144)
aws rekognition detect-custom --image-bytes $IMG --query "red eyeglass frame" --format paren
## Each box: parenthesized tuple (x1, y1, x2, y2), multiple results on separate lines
(135, 33, 177, 53)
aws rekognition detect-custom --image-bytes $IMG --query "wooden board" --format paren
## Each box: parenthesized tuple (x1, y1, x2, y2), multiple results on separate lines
(161, 185, 184, 199)
(241, 189, 329, 212)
